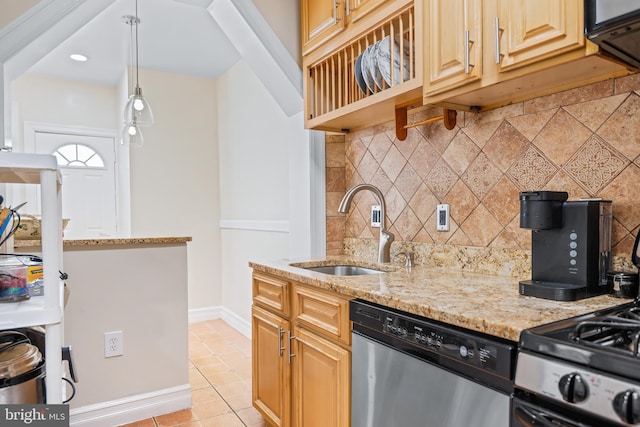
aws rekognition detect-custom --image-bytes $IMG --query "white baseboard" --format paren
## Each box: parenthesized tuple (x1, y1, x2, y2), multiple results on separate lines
(188, 306, 222, 323)
(188, 306, 251, 339)
(70, 384, 191, 427)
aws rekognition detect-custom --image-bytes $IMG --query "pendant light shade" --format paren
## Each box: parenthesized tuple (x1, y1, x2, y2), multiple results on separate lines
(122, 121, 144, 147)
(123, 86, 154, 126)
(122, 0, 153, 147)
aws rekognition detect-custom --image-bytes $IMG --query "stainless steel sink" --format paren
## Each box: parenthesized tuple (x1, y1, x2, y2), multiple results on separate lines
(302, 265, 385, 276)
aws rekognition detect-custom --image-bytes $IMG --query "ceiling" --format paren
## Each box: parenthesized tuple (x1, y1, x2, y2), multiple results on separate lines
(25, 0, 241, 86)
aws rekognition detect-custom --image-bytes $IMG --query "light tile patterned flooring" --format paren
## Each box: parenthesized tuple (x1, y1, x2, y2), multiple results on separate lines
(123, 319, 265, 427)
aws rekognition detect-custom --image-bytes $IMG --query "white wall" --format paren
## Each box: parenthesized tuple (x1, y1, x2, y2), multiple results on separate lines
(11, 70, 222, 312)
(217, 60, 307, 325)
(128, 68, 221, 310)
(11, 74, 118, 146)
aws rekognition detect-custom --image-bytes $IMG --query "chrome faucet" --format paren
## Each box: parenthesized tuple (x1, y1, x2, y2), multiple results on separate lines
(338, 184, 394, 263)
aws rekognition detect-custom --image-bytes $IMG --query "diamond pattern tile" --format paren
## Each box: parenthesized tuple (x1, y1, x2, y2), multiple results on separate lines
(394, 207, 423, 241)
(507, 109, 555, 142)
(482, 121, 529, 172)
(442, 130, 481, 175)
(409, 140, 440, 179)
(395, 165, 422, 202)
(564, 93, 627, 132)
(369, 132, 393, 164)
(597, 93, 640, 161)
(564, 135, 628, 195)
(330, 76, 640, 260)
(461, 152, 502, 199)
(460, 204, 503, 247)
(409, 183, 440, 223)
(507, 146, 557, 191)
(426, 159, 458, 200)
(381, 145, 408, 182)
(533, 109, 592, 166)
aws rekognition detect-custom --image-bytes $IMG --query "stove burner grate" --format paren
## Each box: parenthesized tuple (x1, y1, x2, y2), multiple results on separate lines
(571, 308, 640, 356)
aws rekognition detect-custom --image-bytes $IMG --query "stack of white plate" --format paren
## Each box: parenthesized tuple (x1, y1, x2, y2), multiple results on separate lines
(354, 35, 412, 95)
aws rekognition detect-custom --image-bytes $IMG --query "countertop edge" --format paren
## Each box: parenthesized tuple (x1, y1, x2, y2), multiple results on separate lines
(14, 236, 192, 247)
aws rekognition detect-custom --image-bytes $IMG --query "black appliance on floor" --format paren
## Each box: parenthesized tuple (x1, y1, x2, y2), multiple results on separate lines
(518, 191, 612, 301)
(513, 301, 640, 426)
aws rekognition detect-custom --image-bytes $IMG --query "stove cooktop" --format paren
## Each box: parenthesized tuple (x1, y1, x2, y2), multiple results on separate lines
(520, 300, 640, 380)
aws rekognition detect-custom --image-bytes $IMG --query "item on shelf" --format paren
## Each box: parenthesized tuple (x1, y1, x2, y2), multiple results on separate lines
(361, 44, 378, 94)
(378, 35, 412, 86)
(355, 54, 370, 95)
(0, 257, 28, 303)
(0, 330, 45, 404)
(370, 40, 385, 90)
(14, 214, 70, 240)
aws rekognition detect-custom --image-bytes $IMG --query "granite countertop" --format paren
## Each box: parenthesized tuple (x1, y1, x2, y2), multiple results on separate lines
(250, 256, 626, 342)
(14, 236, 192, 247)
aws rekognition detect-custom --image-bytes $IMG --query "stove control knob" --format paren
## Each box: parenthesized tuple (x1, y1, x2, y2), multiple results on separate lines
(558, 372, 589, 403)
(613, 389, 640, 424)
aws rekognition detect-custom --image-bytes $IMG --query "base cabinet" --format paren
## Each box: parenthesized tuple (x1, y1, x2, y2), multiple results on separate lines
(251, 271, 352, 427)
(292, 326, 350, 427)
(252, 305, 290, 427)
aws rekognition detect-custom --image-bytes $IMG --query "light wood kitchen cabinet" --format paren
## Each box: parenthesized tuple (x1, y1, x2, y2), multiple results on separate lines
(302, 0, 424, 133)
(301, 0, 346, 56)
(292, 325, 350, 427)
(424, 0, 483, 95)
(252, 305, 290, 427)
(301, 0, 390, 56)
(423, 0, 632, 110)
(349, 0, 389, 23)
(496, 0, 583, 72)
(252, 271, 352, 427)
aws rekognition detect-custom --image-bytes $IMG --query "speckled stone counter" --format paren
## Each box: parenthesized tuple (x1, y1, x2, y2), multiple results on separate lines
(13, 236, 191, 248)
(250, 256, 625, 342)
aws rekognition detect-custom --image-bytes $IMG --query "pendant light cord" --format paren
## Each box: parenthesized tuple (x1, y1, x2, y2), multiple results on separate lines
(128, 15, 135, 97)
(135, 0, 140, 90)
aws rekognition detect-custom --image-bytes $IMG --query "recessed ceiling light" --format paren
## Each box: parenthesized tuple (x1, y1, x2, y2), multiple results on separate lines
(70, 54, 88, 62)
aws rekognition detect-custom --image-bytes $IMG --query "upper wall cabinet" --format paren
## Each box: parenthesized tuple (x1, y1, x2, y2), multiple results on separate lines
(424, 0, 482, 95)
(350, 0, 390, 23)
(302, 0, 423, 132)
(301, 0, 347, 55)
(497, 0, 583, 71)
(424, 0, 633, 111)
(302, 0, 390, 56)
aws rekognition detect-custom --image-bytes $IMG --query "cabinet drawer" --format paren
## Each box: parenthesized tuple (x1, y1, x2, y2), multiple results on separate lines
(253, 272, 290, 317)
(293, 284, 351, 346)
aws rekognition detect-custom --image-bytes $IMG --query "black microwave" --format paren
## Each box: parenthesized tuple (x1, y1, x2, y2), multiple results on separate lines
(585, 0, 640, 69)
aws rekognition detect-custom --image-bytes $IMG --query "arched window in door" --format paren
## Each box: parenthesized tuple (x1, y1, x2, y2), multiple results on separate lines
(53, 143, 105, 168)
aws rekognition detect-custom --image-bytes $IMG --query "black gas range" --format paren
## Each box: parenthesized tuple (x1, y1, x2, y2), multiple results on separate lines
(513, 300, 640, 426)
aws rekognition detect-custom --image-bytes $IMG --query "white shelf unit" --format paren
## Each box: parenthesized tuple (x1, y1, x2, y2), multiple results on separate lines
(0, 152, 64, 403)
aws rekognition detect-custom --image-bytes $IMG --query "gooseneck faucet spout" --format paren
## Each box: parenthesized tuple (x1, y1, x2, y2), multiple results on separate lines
(338, 184, 394, 263)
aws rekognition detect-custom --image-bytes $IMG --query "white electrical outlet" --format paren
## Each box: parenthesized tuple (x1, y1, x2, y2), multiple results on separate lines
(437, 204, 450, 231)
(104, 331, 124, 358)
(371, 205, 381, 227)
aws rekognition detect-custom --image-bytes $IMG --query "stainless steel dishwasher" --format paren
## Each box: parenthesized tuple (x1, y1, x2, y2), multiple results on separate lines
(350, 299, 516, 427)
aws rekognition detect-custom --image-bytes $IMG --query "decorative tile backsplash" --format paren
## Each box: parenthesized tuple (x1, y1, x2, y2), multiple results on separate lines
(326, 73, 640, 268)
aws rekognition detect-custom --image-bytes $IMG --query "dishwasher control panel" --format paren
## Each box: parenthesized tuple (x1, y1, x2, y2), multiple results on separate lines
(351, 299, 516, 382)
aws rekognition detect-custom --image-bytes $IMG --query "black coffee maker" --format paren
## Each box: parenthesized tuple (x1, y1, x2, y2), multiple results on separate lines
(519, 191, 612, 301)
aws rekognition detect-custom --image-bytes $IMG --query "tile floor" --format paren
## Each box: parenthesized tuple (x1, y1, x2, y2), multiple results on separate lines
(123, 319, 266, 427)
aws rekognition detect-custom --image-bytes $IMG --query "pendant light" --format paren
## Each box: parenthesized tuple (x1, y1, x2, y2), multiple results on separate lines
(123, 0, 153, 128)
(122, 121, 144, 147)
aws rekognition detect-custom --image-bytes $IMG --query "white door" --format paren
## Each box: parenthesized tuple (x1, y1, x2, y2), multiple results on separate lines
(34, 132, 117, 239)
